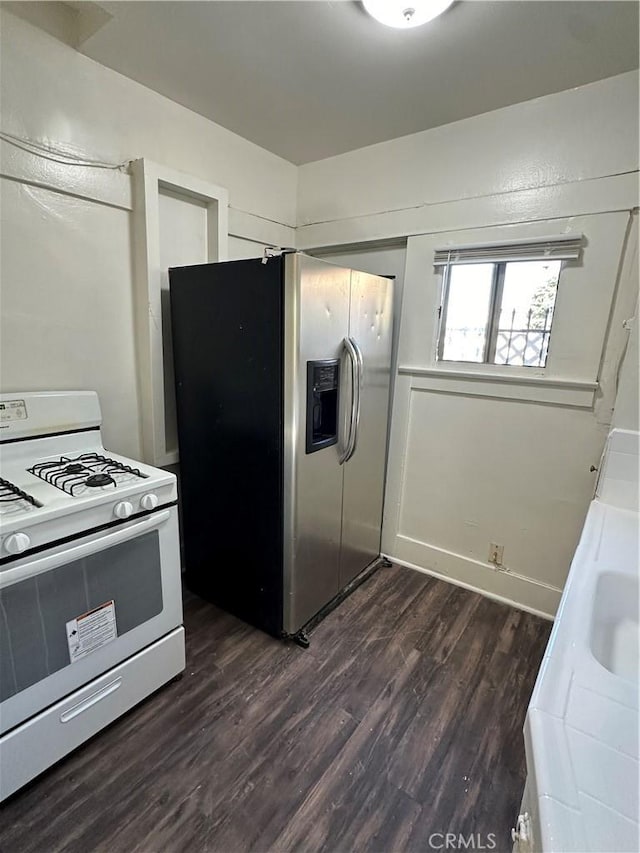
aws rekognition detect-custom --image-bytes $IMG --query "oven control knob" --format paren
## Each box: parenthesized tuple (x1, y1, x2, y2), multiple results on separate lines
(140, 493, 159, 512)
(4, 532, 31, 555)
(113, 501, 134, 520)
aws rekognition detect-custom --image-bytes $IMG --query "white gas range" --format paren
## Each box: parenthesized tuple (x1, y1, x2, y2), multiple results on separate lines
(0, 391, 185, 801)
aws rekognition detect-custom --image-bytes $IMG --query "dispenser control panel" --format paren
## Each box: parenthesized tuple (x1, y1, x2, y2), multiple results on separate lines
(306, 359, 340, 454)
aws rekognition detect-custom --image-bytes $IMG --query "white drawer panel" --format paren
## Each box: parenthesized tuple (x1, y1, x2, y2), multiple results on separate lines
(0, 628, 185, 801)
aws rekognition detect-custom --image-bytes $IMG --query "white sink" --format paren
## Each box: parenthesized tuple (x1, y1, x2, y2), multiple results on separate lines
(525, 491, 639, 852)
(590, 572, 639, 683)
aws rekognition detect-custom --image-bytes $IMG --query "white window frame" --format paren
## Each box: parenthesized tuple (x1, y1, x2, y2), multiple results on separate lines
(131, 159, 229, 466)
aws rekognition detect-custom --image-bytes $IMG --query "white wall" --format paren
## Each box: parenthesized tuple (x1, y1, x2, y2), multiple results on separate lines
(381, 213, 636, 617)
(612, 214, 639, 434)
(297, 72, 639, 617)
(228, 236, 275, 261)
(0, 178, 141, 456)
(297, 71, 638, 247)
(0, 10, 297, 456)
(613, 300, 639, 432)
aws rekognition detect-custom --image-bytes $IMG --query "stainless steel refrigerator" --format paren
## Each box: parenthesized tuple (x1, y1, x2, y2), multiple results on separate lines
(169, 252, 393, 643)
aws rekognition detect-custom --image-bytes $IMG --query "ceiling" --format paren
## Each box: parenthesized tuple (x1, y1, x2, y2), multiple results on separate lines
(39, 1, 640, 164)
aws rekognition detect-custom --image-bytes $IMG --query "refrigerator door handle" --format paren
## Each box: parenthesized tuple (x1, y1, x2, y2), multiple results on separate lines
(345, 336, 364, 463)
(339, 336, 358, 464)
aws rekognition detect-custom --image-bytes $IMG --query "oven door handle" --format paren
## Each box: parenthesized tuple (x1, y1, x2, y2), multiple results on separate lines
(0, 509, 172, 589)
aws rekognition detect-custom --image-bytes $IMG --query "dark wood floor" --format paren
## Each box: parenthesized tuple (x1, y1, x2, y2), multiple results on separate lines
(0, 565, 550, 853)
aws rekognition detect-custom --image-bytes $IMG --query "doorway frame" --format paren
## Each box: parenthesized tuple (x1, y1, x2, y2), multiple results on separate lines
(132, 158, 228, 466)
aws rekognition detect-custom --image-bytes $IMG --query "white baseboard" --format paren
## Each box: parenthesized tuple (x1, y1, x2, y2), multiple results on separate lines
(383, 534, 561, 620)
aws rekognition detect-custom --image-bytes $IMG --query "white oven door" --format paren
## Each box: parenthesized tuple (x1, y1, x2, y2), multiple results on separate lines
(0, 506, 182, 734)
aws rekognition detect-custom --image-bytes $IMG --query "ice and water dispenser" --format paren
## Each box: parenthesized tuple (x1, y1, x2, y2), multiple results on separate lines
(306, 360, 340, 454)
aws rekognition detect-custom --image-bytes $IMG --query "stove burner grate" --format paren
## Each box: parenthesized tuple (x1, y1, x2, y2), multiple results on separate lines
(28, 454, 148, 496)
(0, 477, 42, 507)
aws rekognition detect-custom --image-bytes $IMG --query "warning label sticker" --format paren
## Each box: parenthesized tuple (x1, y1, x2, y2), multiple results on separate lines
(66, 601, 118, 663)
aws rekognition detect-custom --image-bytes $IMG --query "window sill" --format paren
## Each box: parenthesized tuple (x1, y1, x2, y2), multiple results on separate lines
(397, 365, 598, 408)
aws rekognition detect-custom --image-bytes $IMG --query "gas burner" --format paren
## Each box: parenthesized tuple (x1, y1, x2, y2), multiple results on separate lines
(85, 473, 115, 488)
(28, 454, 148, 497)
(64, 463, 86, 475)
(0, 477, 42, 515)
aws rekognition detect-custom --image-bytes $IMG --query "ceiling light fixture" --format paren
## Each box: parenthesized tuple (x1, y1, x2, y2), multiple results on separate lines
(363, 0, 454, 29)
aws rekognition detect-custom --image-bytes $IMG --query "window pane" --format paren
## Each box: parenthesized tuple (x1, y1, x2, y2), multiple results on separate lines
(441, 263, 494, 363)
(494, 261, 561, 367)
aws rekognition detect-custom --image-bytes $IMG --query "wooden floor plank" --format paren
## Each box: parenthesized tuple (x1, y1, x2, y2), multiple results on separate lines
(269, 648, 423, 853)
(0, 565, 550, 853)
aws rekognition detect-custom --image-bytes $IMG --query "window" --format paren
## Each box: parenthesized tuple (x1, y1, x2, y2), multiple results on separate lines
(434, 236, 581, 368)
(438, 260, 562, 367)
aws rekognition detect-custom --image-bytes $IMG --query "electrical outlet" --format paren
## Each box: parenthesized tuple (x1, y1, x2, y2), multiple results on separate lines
(489, 543, 504, 566)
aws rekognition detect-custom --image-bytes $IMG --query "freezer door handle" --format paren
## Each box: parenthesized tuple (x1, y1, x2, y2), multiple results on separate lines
(339, 336, 359, 464)
(345, 336, 363, 463)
